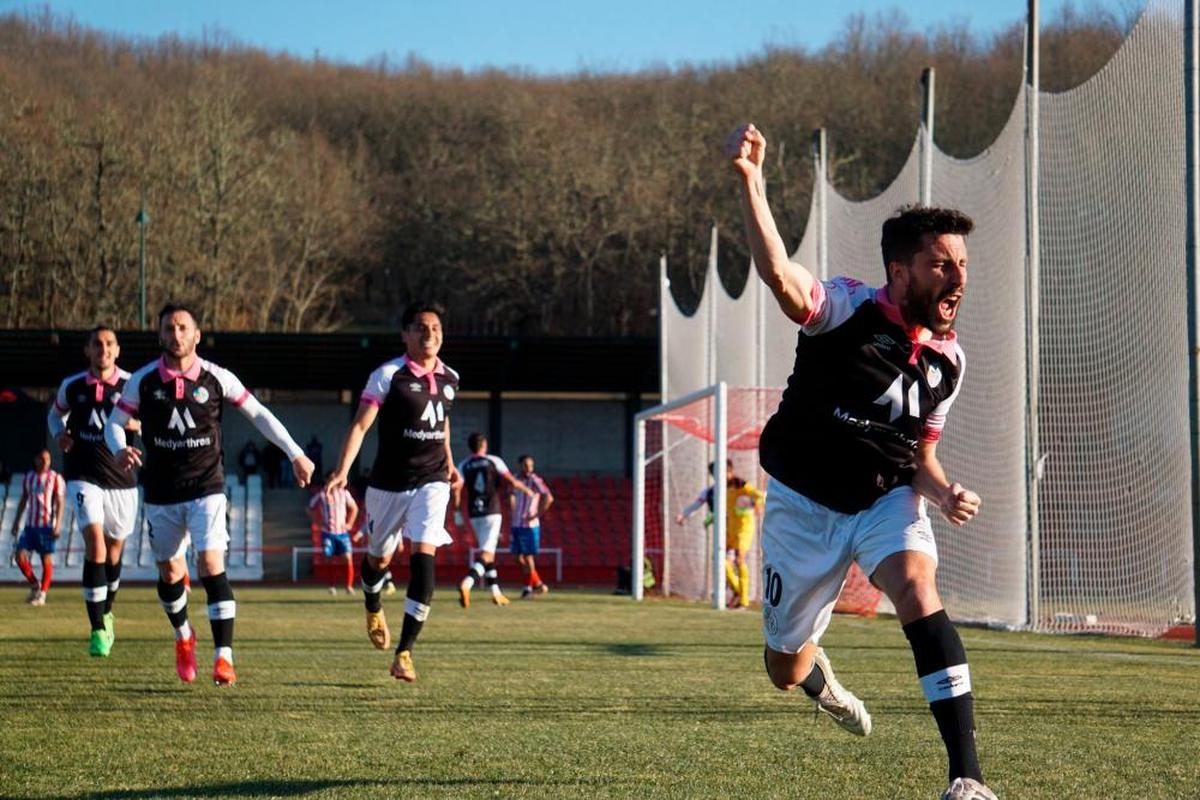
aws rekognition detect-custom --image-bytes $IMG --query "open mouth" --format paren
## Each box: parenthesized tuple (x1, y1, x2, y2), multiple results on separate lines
(937, 293, 962, 323)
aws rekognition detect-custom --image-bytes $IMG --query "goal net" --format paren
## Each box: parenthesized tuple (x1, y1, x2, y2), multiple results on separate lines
(632, 382, 881, 614)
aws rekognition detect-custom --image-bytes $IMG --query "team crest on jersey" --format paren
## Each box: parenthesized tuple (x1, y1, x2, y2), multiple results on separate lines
(192, 386, 210, 403)
(443, 384, 455, 400)
(926, 363, 943, 389)
(77, 394, 88, 403)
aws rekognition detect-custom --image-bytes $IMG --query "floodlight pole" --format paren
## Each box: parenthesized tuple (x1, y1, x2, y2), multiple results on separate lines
(1185, 0, 1200, 647)
(1024, 0, 1042, 631)
(920, 68, 935, 206)
(136, 199, 150, 330)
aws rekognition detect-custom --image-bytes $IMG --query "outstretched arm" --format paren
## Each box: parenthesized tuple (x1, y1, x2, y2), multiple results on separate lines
(913, 440, 980, 527)
(236, 396, 314, 488)
(327, 403, 378, 493)
(726, 123, 818, 323)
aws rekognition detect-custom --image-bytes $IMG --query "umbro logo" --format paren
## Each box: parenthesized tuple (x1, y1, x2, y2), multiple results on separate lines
(937, 675, 965, 689)
(152, 388, 167, 401)
(873, 334, 897, 350)
(167, 407, 197, 435)
(409, 382, 423, 392)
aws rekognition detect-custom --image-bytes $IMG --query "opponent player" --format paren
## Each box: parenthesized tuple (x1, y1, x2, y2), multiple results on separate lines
(10, 449, 64, 607)
(48, 325, 141, 656)
(309, 473, 360, 595)
(728, 123, 996, 800)
(326, 301, 462, 683)
(675, 459, 765, 609)
(455, 432, 534, 608)
(510, 454, 553, 598)
(107, 304, 314, 686)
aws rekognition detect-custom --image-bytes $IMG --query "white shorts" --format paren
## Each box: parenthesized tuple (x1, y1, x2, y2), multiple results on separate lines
(145, 494, 229, 563)
(67, 481, 139, 541)
(365, 483, 452, 558)
(760, 478, 937, 654)
(468, 514, 503, 553)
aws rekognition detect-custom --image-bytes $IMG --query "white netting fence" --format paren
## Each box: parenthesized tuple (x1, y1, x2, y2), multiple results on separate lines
(659, 0, 1193, 636)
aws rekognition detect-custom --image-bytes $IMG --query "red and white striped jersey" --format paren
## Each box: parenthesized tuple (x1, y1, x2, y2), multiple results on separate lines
(23, 469, 64, 529)
(511, 473, 552, 529)
(310, 487, 352, 534)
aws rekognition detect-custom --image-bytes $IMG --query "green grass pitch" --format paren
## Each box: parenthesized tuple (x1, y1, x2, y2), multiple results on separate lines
(2, 586, 1198, 799)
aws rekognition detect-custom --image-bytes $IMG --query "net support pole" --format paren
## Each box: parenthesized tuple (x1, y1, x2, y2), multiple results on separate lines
(1186, 0, 1200, 646)
(811, 128, 828, 280)
(1023, 0, 1042, 630)
(658, 253, 671, 595)
(920, 67, 935, 206)
(706, 225, 718, 388)
(713, 381, 728, 610)
(632, 415, 647, 601)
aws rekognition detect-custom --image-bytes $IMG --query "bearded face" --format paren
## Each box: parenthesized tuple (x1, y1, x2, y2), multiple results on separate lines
(894, 233, 968, 335)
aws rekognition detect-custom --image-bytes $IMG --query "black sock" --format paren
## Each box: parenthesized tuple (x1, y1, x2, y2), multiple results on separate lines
(82, 561, 107, 631)
(201, 572, 236, 650)
(397, 552, 435, 654)
(104, 560, 122, 614)
(157, 577, 189, 630)
(799, 661, 826, 698)
(903, 610, 982, 783)
(483, 560, 497, 588)
(360, 556, 388, 613)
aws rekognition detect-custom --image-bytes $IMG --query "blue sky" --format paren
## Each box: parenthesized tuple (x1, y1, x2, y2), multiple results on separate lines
(0, 1, 1137, 75)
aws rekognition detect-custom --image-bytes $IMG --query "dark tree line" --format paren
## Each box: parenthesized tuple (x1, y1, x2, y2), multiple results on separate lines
(0, 5, 1130, 334)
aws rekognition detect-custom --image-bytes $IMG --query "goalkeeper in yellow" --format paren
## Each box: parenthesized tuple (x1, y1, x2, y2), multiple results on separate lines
(675, 459, 765, 608)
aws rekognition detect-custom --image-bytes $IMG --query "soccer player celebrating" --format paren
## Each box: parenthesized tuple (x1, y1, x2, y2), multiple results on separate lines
(48, 325, 141, 656)
(10, 449, 65, 607)
(308, 473, 360, 595)
(728, 124, 995, 800)
(106, 304, 314, 686)
(510, 454, 553, 598)
(326, 301, 462, 683)
(455, 432, 534, 608)
(674, 459, 765, 609)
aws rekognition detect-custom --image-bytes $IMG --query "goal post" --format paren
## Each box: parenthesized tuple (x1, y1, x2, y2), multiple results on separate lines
(633, 382, 727, 606)
(632, 383, 884, 615)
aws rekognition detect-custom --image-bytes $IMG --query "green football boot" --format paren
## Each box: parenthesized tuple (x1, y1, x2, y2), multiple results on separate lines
(103, 611, 115, 642)
(89, 629, 113, 658)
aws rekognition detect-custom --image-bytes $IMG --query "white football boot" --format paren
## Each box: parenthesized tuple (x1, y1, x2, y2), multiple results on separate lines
(809, 648, 872, 736)
(940, 777, 998, 800)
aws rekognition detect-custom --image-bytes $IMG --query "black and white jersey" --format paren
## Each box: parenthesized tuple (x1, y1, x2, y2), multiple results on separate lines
(361, 355, 460, 492)
(117, 356, 251, 504)
(759, 277, 965, 514)
(53, 369, 137, 489)
(458, 453, 510, 518)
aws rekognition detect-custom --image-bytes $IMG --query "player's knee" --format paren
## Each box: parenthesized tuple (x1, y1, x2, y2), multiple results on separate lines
(888, 575, 941, 621)
(764, 648, 808, 692)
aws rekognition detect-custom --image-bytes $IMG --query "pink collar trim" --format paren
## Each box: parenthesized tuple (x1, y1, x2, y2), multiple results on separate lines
(86, 369, 120, 387)
(157, 356, 202, 383)
(401, 355, 445, 394)
(874, 287, 959, 366)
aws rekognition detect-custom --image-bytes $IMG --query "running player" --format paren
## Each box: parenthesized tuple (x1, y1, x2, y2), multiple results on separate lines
(309, 473, 360, 595)
(455, 432, 534, 608)
(675, 459, 765, 609)
(729, 123, 994, 800)
(10, 449, 64, 606)
(48, 325, 141, 656)
(510, 454, 553, 598)
(326, 301, 462, 684)
(106, 304, 314, 686)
